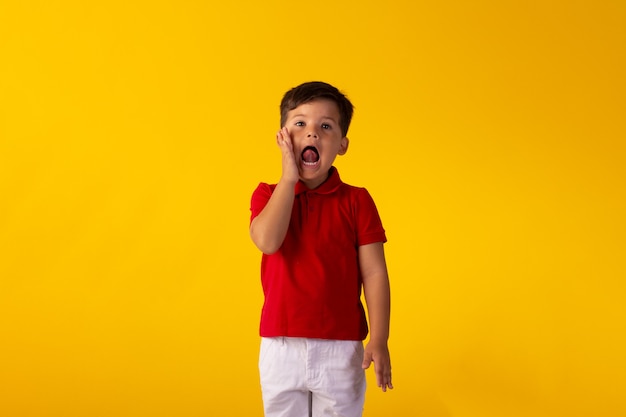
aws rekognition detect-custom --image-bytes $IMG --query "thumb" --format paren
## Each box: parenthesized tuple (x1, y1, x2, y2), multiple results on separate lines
(362, 351, 373, 369)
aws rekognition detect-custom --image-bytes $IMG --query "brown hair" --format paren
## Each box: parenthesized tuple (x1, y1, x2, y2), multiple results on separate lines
(280, 81, 354, 137)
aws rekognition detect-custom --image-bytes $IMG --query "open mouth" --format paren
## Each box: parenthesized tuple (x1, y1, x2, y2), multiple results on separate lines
(301, 146, 320, 166)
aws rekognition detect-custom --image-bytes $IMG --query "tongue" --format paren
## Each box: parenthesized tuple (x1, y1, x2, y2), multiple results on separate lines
(302, 149, 319, 163)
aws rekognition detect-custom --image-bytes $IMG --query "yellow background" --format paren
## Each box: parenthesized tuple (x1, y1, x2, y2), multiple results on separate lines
(1, 1, 624, 416)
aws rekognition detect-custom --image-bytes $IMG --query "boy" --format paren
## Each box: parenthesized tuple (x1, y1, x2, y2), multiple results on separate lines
(249, 81, 392, 417)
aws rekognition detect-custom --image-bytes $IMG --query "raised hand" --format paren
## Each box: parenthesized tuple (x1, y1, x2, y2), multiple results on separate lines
(276, 127, 299, 185)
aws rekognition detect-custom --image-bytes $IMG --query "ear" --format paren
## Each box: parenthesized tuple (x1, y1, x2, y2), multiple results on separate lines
(338, 136, 349, 155)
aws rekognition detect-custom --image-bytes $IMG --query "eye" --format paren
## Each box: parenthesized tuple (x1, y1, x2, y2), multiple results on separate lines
(295, 121, 305, 127)
(321, 123, 331, 129)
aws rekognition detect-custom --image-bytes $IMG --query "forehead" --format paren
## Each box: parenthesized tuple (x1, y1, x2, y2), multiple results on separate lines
(287, 98, 340, 120)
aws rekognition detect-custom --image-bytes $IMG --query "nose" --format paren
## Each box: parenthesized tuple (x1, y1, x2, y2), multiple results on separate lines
(307, 129, 319, 139)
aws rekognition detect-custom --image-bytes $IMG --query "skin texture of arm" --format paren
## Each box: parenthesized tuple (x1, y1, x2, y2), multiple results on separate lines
(360, 241, 393, 392)
(249, 128, 298, 254)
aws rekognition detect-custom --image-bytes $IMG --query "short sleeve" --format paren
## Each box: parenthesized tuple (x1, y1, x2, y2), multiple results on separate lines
(250, 182, 273, 224)
(354, 188, 387, 246)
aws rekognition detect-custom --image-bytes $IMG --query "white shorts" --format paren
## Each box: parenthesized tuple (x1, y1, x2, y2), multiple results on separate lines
(259, 337, 366, 417)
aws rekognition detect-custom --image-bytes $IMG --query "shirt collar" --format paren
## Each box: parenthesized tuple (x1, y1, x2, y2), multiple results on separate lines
(294, 166, 343, 195)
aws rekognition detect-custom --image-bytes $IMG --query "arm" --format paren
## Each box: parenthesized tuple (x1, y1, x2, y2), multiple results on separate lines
(360, 241, 393, 392)
(249, 128, 298, 254)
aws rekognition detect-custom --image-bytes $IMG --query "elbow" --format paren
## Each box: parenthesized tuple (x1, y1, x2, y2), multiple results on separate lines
(262, 246, 279, 255)
(256, 242, 281, 255)
(250, 229, 281, 255)
(257, 240, 280, 255)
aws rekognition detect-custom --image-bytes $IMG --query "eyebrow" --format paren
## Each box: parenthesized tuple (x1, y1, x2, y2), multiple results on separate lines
(291, 114, 338, 123)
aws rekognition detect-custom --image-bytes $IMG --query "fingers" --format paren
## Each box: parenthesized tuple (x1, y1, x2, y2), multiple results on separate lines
(363, 348, 393, 392)
(276, 127, 292, 150)
(374, 360, 393, 392)
(362, 343, 394, 392)
(276, 127, 298, 183)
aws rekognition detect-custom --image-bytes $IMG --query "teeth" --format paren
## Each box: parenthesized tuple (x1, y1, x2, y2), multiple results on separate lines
(303, 161, 317, 166)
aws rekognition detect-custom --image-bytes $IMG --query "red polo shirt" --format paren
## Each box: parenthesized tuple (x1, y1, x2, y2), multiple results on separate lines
(250, 167, 387, 341)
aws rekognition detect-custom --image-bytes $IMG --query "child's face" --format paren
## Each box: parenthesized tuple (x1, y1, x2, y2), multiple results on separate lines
(284, 98, 349, 189)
